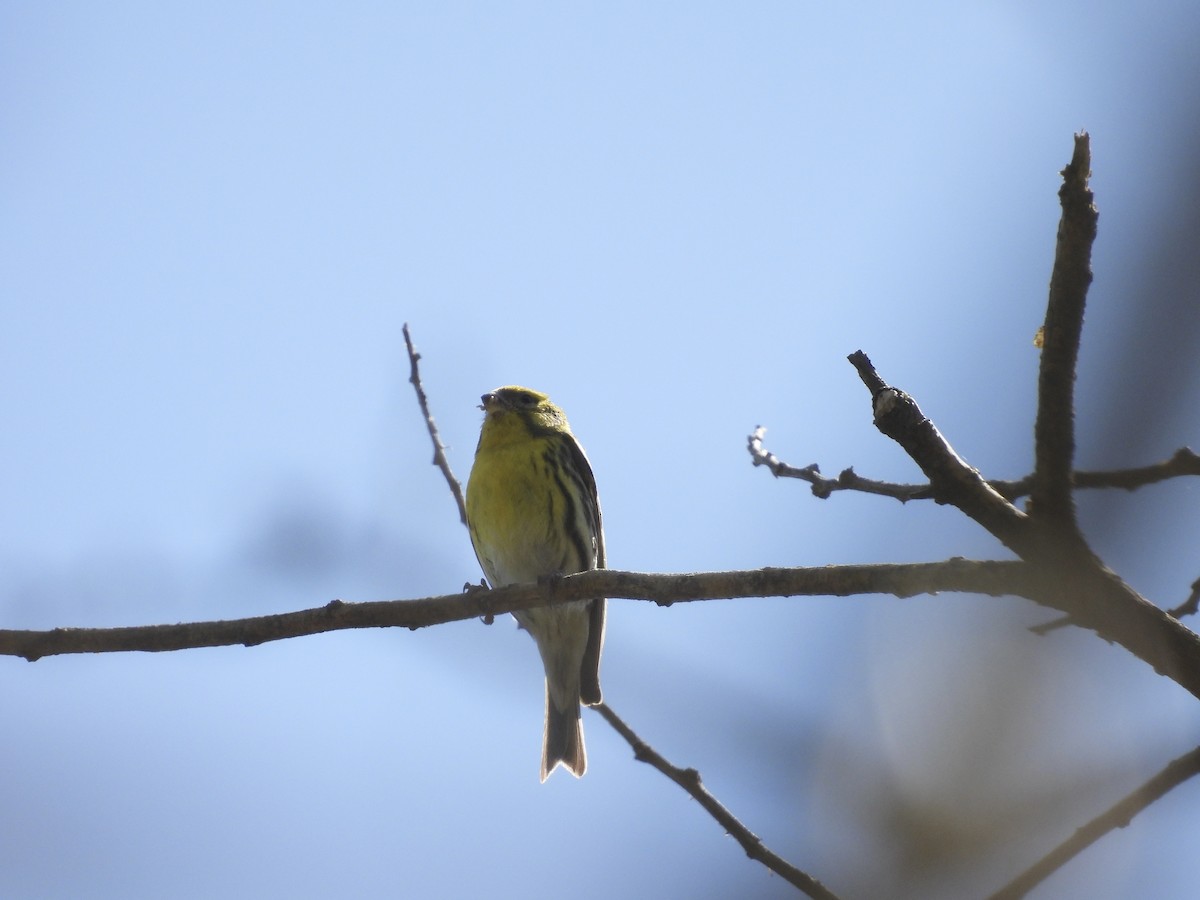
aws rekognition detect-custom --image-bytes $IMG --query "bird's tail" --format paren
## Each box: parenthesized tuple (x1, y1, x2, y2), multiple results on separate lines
(540, 683, 585, 782)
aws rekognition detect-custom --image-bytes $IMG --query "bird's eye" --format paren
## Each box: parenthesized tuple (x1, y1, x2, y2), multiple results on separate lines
(519, 393, 537, 406)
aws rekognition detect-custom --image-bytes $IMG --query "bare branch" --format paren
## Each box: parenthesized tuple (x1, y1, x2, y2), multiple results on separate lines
(1031, 132, 1097, 531)
(989, 745, 1200, 900)
(595, 703, 841, 900)
(0, 561, 1032, 662)
(749, 431, 1199, 503)
(748, 427, 932, 501)
(992, 447, 1200, 500)
(403, 323, 468, 524)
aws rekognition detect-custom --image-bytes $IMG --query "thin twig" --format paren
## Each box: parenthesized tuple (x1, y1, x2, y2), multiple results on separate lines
(749, 430, 1199, 503)
(1167, 575, 1200, 620)
(993, 447, 1200, 499)
(748, 428, 932, 501)
(594, 703, 841, 900)
(1027, 613, 1072, 636)
(402, 323, 468, 524)
(989, 745, 1200, 899)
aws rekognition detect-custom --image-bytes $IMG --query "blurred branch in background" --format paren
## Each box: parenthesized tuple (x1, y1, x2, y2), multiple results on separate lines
(990, 745, 1200, 900)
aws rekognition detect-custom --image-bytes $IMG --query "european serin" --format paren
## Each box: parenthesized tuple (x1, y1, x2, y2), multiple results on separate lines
(465, 386, 606, 781)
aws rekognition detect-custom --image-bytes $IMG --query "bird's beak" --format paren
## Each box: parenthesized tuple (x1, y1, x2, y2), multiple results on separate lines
(479, 391, 500, 412)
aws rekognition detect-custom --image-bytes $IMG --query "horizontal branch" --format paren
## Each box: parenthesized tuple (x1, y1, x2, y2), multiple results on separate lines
(0, 561, 1031, 662)
(991, 447, 1200, 500)
(749, 430, 1200, 503)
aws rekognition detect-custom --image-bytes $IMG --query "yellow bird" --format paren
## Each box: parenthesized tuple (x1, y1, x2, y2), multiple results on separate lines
(465, 386, 606, 780)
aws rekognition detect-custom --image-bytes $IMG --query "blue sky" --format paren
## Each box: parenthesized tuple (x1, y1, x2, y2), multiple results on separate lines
(3, 3, 1200, 898)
